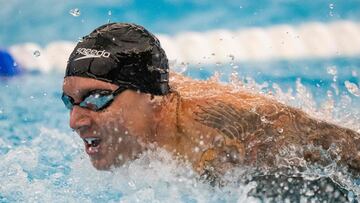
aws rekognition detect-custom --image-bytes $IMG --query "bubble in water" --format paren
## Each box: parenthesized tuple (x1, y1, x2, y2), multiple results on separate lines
(33, 50, 40, 57)
(108, 10, 112, 16)
(69, 8, 80, 17)
(326, 66, 337, 75)
(344, 81, 360, 97)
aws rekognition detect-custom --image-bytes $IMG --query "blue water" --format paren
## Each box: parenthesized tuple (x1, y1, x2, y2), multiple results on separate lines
(1, 0, 360, 201)
(1, 0, 360, 46)
(1, 59, 360, 202)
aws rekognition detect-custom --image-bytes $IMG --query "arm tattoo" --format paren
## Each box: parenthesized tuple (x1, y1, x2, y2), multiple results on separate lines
(195, 101, 263, 141)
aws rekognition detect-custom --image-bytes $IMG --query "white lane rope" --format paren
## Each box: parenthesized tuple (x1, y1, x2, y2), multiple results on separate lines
(8, 21, 360, 72)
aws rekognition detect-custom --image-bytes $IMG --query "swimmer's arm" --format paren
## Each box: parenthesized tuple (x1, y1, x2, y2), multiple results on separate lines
(194, 100, 360, 173)
(286, 109, 360, 172)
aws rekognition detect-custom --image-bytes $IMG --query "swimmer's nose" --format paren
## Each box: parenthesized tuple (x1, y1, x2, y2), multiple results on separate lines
(69, 106, 92, 131)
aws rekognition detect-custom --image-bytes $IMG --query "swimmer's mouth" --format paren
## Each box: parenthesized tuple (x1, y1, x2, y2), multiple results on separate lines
(83, 137, 102, 155)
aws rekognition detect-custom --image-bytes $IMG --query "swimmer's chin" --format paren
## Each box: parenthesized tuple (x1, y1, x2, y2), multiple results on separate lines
(90, 157, 127, 171)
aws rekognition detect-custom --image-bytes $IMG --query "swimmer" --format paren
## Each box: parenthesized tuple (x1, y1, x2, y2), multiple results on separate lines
(62, 23, 360, 178)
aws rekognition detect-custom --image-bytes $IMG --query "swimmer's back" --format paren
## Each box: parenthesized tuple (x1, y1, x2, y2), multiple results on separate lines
(169, 72, 360, 174)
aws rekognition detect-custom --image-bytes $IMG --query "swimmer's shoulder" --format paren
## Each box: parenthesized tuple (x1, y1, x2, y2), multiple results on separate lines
(169, 72, 273, 108)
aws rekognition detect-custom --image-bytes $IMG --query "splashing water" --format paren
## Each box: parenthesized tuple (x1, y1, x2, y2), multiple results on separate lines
(69, 8, 80, 17)
(345, 81, 360, 97)
(329, 3, 335, 16)
(1, 69, 360, 202)
(33, 50, 40, 57)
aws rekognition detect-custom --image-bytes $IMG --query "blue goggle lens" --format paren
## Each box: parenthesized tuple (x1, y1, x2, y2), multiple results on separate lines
(79, 93, 114, 111)
(62, 87, 126, 111)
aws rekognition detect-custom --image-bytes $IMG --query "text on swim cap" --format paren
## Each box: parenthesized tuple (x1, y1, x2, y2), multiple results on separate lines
(74, 48, 111, 61)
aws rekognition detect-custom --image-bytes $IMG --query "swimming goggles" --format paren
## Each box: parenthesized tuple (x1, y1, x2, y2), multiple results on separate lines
(61, 86, 127, 111)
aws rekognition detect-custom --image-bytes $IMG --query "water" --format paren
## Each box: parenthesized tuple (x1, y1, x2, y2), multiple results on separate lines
(1, 58, 360, 202)
(1, 0, 360, 201)
(2, 0, 360, 46)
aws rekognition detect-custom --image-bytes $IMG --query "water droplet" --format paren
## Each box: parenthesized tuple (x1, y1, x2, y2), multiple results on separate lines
(305, 190, 315, 196)
(33, 50, 40, 57)
(128, 180, 136, 189)
(112, 37, 115, 41)
(69, 8, 80, 17)
(329, 3, 334, 10)
(344, 81, 360, 97)
(327, 66, 337, 75)
(228, 54, 235, 61)
(260, 116, 268, 123)
(108, 10, 112, 16)
(118, 137, 122, 143)
(194, 147, 200, 153)
(124, 131, 128, 135)
(199, 140, 204, 145)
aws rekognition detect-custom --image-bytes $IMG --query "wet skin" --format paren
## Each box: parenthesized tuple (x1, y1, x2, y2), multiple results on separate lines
(171, 74, 360, 176)
(63, 76, 158, 170)
(63, 74, 360, 176)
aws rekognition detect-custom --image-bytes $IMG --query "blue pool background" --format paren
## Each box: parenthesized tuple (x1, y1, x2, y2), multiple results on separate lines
(1, 0, 360, 46)
(1, 0, 360, 202)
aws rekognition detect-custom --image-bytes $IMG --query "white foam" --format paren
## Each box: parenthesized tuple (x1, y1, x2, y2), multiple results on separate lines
(8, 20, 360, 72)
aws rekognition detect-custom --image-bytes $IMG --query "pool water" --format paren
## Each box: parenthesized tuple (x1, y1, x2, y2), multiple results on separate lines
(1, 57, 360, 202)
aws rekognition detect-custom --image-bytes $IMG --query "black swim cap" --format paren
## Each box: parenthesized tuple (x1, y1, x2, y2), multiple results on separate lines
(65, 23, 170, 95)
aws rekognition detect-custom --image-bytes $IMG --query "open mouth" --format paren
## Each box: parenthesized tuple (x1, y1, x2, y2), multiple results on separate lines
(83, 137, 102, 155)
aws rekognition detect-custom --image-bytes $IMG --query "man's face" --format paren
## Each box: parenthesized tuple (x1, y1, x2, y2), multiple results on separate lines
(62, 76, 152, 170)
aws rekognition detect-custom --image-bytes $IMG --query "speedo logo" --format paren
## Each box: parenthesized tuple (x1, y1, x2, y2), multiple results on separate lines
(74, 48, 111, 61)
